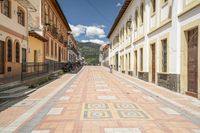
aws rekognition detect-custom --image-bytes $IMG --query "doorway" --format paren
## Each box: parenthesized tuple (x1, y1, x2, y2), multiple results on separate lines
(151, 44, 156, 83)
(0, 41, 4, 74)
(187, 27, 198, 95)
(134, 51, 137, 76)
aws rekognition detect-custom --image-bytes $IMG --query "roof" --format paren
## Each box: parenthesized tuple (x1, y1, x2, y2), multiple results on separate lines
(107, 0, 132, 38)
(54, 0, 72, 31)
(29, 31, 47, 42)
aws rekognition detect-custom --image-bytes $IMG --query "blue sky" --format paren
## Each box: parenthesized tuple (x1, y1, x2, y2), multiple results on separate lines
(57, 0, 124, 44)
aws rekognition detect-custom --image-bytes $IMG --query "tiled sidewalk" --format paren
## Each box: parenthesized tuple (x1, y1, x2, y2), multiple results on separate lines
(1, 66, 200, 133)
(108, 67, 200, 118)
(0, 73, 76, 133)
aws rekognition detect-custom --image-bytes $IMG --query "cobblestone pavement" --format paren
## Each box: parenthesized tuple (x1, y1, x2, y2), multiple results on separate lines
(0, 66, 200, 133)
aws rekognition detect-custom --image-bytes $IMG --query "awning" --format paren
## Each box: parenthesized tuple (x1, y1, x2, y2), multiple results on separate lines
(15, 0, 36, 12)
(29, 31, 47, 42)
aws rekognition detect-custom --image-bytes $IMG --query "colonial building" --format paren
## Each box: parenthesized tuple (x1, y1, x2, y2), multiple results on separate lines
(108, 0, 200, 98)
(68, 34, 78, 63)
(0, 0, 35, 84)
(28, 31, 47, 63)
(28, 0, 71, 66)
(100, 44, 109, 67)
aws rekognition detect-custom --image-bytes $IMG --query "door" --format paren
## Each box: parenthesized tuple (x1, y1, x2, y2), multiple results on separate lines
(0, 41, 4, 74)
(151, 44, 156, 83)
(34, 50, 38, 63)
(22, 48, 27, 72)
(134, 51, 137, 76)
(187, 27, 198, 94)
(58, 47, 61, 62)
(116, 53, 118, 71)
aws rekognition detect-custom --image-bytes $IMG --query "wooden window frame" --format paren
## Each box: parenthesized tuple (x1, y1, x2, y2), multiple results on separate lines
(7, 39, 12, 62)
(15, 42, 20, 63)
(17, 7, 25, 26)
(161, 39, 168, 72)
(2, 0, 11, 18)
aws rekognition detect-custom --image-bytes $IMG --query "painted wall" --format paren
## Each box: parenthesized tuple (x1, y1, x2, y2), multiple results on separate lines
(28, 36, 44, 63)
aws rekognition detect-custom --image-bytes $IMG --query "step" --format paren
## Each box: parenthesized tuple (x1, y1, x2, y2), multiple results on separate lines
(0, 89, 36, 100)
(0, 86, 29, 96)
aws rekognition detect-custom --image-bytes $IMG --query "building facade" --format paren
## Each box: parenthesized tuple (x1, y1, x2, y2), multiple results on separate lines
(0, 0, 35, 84)
(28, 0, 71, 66)
(108, 0, 200, 98)
(100, 44, 110, 67)
(68, 35, 78, 63)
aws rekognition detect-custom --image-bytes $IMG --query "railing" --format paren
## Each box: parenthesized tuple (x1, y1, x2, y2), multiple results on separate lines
(48, 62, 65, 73)
(21, 62, 49, 80)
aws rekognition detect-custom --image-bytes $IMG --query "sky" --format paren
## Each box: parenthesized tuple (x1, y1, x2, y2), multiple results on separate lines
(57, 0, 124, 44)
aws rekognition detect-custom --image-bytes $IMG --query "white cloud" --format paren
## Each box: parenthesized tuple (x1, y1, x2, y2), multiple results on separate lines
(69, 24, 86, 37)
(70, 24, 106, 38)
(116, 3, 122, 7)
(81, 39, 107, 45)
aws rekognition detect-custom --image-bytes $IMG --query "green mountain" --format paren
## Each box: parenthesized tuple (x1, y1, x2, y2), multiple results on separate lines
(77, 42, 101, 65)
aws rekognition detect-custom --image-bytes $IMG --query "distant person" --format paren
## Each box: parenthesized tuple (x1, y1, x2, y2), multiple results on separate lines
(110, 65, 113, 73)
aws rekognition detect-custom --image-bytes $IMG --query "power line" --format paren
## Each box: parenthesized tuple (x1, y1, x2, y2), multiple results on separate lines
(85, 0, 111, 25)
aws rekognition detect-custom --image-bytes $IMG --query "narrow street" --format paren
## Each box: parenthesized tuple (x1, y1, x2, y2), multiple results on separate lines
(0, 66, 200, 133)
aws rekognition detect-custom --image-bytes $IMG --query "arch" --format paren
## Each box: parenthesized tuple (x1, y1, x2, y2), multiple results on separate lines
(140, 2, 144, 24)
(135, 9, 138, 28)
(6, 37, 13, 62)
(14, 40, 20, 63)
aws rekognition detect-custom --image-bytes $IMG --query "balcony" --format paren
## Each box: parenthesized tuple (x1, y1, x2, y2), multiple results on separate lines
(47, 25, 58, 38)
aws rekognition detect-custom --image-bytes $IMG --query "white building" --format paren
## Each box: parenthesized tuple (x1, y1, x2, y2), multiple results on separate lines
(108, 0, 200, 98)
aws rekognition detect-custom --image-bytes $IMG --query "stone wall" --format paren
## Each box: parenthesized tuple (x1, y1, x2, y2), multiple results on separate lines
(157, 73, 180, 92)
(138, 72, 149, 82)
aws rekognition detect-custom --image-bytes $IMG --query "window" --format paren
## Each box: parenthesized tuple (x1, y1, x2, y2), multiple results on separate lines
(140, 48, 143, 71)
(16, 42, 20, 63)
(55, 43, 57, 58)
(51, 40, 53, 57)
(2, 0, 11, 17)
(46, 37, 49, 56)
(7, 39, 12, 62)
(0, 41, 4, 74)
(135, 10, 138, 29)
(140, 3, 144, 24)
(162, 39, 167, 72)
(17, 7, 25, 26)
(152, 0, 156, 13)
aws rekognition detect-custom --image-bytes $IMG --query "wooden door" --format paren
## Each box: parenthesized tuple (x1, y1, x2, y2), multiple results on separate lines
(187, 28, 198, 94)
(151, 44, 156, 83)
(0, 41, 4, 74)
(135, 51, 137, 76)
(22, 48, 27, 72)
(34, 50, 38, 63)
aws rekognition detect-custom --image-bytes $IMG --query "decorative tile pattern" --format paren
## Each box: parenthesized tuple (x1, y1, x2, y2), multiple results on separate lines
(31, 130, 50, 133)
(104, 128, 142, 133)
(59, 96, 70, 101)
(83, 110, 112, 119)
(47, 108, 63, 115)
(113, 103, 139, 110)
(117, 110, 149, 119)
(97, 96, 117, 100)
(13, 100, 37, 107)
(84, 103, 109, 110)
(96, 89, 111, 92)
(160, 107, 180, 115)
(193, 129, 200, 133)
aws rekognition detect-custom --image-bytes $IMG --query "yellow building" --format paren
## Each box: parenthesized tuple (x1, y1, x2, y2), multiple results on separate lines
(28, 31, 47, 63)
